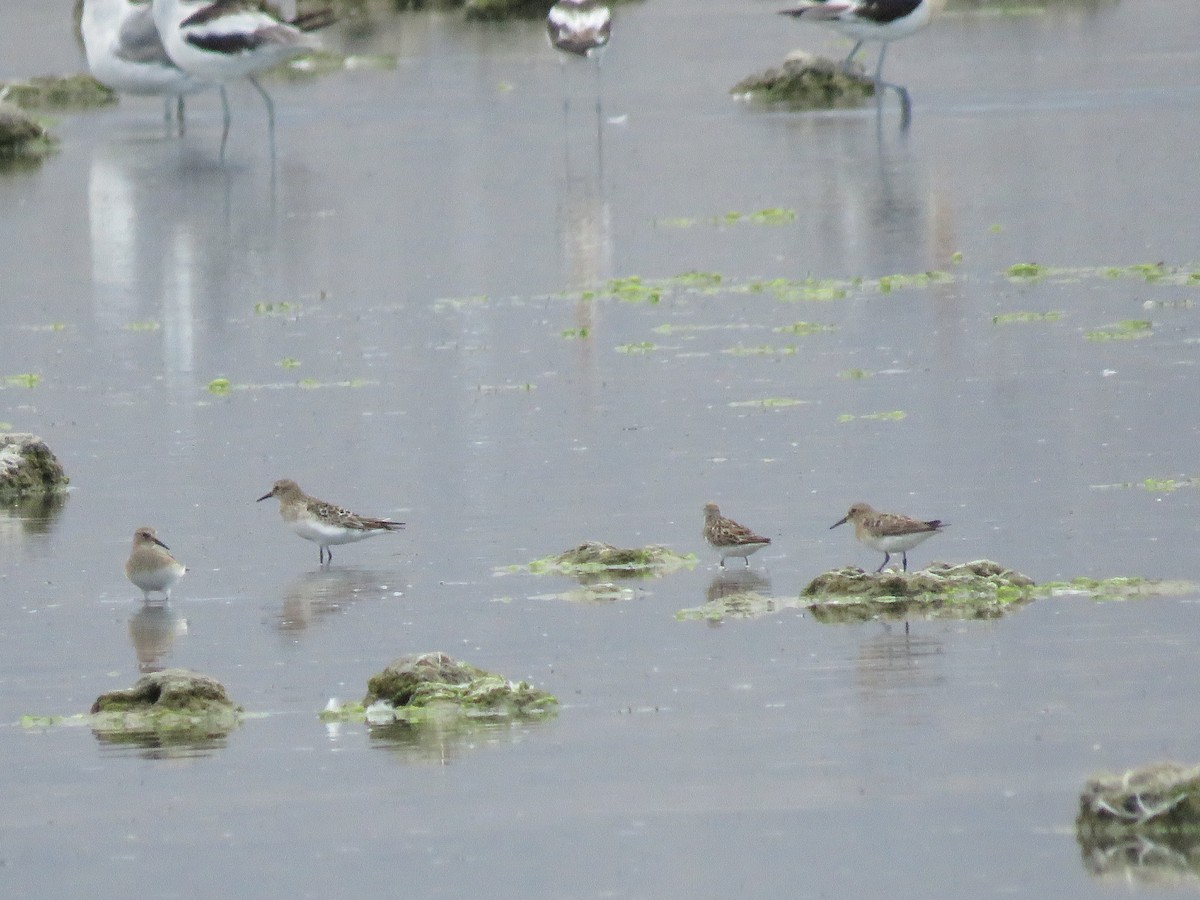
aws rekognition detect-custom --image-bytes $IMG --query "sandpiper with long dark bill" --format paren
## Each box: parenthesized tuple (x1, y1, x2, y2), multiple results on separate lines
(829, 501, 945, 572)
(257, 478, 404, 566)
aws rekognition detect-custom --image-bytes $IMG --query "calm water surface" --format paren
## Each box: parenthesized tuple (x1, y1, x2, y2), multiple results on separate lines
(2, 0, 1200, 896)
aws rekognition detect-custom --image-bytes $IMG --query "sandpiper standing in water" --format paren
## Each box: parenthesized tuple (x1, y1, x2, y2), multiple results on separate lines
(829, 501, 946, 572)
(703, 503, 772, 568)
(125, 526, 187, 601)
(257, 478, 404, 566)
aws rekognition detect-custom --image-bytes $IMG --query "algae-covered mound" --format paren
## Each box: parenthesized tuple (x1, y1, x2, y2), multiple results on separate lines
(1079, 763, 1200, 831)
(524, 541, 697, 579)
(88, 669, 243, 736)
(0, 433, 69, 499)
(1077, 763, 1200, 885)
(326, 652, 557, 724)
(0, 74, 116, 110)
(802, 560, 1036, 623)
(731, 52, 874, 109)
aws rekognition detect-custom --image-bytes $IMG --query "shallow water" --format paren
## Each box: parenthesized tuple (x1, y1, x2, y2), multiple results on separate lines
(3, 0, 1200, 896)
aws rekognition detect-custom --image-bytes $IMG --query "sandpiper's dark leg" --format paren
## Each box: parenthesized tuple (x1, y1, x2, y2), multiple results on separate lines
(902, 552, 909, 572)
(177, 96, 186, 136)
(743, 556, 750, 567)
(876, 552, 890, 573)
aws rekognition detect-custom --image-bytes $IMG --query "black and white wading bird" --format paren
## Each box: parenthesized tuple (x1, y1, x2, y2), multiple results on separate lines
(547, 0, 612, 116)
(151, 0, 335, 157)
(81, 0, 228, 134)
(778, 0, 933, 124)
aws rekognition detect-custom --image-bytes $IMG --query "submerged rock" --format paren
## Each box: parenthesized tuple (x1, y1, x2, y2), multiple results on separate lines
(731, 52, 874, 110)
(325, 652, 557, 724)
(523, 541, 697, 579)
(802, 560, 1036, 622)
(677, 590, 784, 623)
(0, 102, 45, 150)
(88, 669, 242, 736)
(0, 433, 69, 499)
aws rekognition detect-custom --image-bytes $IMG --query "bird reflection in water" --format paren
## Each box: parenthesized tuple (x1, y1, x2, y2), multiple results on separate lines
(276, 567, 398, 633)
(128, 601, 189, 673)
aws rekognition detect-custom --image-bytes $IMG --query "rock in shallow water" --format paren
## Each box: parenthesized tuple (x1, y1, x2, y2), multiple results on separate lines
(0, 433, 69, 498)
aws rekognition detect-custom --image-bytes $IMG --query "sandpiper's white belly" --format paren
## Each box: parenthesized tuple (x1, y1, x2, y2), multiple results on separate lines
(128, 563, 185, 593)
(862, 530, 935, 554)
(290, 518, 377, 547)
(718, 541, 769, 559)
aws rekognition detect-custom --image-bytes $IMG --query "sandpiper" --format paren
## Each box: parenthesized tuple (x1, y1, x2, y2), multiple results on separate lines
(257, 478, 404, 565)
(81, 0, 227, 132)
(125, 526, 187, 601)
(829, 501, 945, 572)
(703, 503, 771, 568)
(151, 0, 334, 154)
(778, 0, 933, 121)
(547, 0, 612, 58)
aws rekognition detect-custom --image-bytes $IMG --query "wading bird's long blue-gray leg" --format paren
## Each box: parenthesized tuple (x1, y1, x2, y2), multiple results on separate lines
(248, 75, 276, 160)
(219, 86, 231, 161)
(842, 39, 864, 70)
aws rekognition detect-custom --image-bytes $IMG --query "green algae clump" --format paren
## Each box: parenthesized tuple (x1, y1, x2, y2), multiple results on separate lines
(88, 669, 242, 737)
(732, 52, 873, 109)
(524, 541, 696, 578)
(1, 74, 116, 110)
(802, 560, 1036, 623)
(327, 652, 556, 723)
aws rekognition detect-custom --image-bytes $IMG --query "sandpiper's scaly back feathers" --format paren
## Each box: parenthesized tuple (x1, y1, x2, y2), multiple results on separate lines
(257, 478, 404, 565)
(703, 502, 771, 568)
